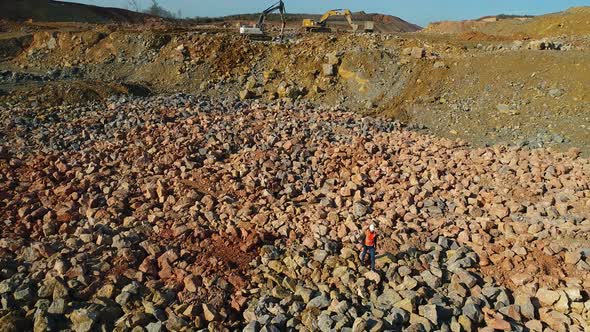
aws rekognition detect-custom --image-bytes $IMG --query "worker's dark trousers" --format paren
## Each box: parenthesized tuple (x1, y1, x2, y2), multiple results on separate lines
(361, 245, 375, 271)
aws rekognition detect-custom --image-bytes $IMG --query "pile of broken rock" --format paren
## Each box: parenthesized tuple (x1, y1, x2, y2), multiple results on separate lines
(0, 95, 588, 331)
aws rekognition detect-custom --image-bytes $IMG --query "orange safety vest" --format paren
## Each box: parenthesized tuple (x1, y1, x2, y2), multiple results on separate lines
(364, 230, 377, 246)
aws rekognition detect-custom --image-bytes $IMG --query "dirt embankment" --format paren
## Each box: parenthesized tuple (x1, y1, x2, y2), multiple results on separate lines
(0, 15, 589, 155)
(0, 0, 162, 24)
(425, 6, 590, 38)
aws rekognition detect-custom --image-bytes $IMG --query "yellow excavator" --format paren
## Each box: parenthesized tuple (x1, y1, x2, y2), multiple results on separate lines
(302, 9, 359, 33)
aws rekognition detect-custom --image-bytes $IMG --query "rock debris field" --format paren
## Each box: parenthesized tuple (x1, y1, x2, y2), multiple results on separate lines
(0, 95, 589, 331)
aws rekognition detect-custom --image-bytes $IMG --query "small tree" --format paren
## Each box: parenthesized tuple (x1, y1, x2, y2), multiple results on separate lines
(127, 0, 141, 12)
(145, 0, 175, 18)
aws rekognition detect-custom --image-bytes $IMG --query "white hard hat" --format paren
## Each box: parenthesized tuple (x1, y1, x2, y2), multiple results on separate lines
(369, 224, 375, 232)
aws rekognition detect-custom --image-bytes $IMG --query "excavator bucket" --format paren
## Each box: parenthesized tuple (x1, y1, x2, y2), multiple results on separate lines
(351, 24, 359, 32)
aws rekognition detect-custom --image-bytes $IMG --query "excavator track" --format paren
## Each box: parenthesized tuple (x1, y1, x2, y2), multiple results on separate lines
(247, 34, 273, 41)
(308, 27, 332, 33)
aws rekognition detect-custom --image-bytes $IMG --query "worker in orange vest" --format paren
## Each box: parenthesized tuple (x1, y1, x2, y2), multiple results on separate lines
(360, 224, 377, 271)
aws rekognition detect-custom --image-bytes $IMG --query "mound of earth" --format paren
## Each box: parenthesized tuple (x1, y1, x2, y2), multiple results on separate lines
(2, 25, 589, 155)
(354, 12, 422, 33)
(1, 0, 160, 24)
(424, 6, 590, 38)
(424, 20, 490, 35)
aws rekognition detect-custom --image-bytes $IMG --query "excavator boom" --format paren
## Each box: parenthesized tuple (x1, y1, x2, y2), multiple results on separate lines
(240, 0, 286, 41)
(318, 9, 352, 25)
(303, 8, 358, 33)
(257, 1, 285, 28)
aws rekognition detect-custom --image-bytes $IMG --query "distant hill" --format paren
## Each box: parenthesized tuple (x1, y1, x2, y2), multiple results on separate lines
(1, 1, 421, 33)
(475, 14, 535, 22)
(192, 11, 421, 33)
(0, 0, 157, 23)
(424, 6, 590, 38)
(353, 12, 422, 32)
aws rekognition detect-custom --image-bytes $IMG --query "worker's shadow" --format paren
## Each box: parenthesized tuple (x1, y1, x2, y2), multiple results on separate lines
(375, 252, 396, 261)
(374, 252, 397, 271)
(370, 248, 421, 271)
(360, 252, 397, 271)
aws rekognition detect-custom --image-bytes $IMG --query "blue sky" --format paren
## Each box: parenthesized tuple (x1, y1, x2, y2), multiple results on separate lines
(65, 0, 590, 26)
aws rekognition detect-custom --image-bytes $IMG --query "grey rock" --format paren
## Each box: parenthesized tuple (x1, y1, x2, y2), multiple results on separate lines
(243, 321, 260, 332)
(1, 294, 13, 310)
(384, 307, 410, 326)
(352, 317, 367, 332)
(296, 287, 314, 303)
(398, 265, 412, 277)
(410, 47, 426, 59)
(48, 298, 67, 314)
(495, 289, 511, 309)
(433, 61, 446, 69)
(0, 278, 18, 294)
(322, 64, 335, 77)
(329, 300, 350, 315)
(34, 299, 51, 310)
(14, 287, 33, 302)
(437, 237, 452, 249)
(317, 313, 333, 332)
(421, 270, 442, 288)
(462, 303, 482, 323)
(406, 322, 427, 332)
(256, 314, 271, 325)
(260, 325, 281, 332)
(448, 257, 475, 271)
(33, 309, 51, 332)
(270, 314, 287, 327)
(377, 289, 402, 309)
(326, 52, 340, 65)
(548, 88, 564, 98)
(481, 286, 501, 300)
(165, 313, 189, 330)
(307, 294, 330, 310)
(313, 250, 328, 263)
(455, 269, 478, 288)
(515, 295, 535, 320)
(333, 314, 350, 330)
(47, 37, 57, 50)
(70, 308, 100, 332)
(353, 202, 368, 217)
(54, 259, 67, 275)
(419, 304, 440, 325)
(146, 321, 163, 332)
(121, 282, 140, 294)
(115, 292, 132, 306)
(111, 235, 130, 249)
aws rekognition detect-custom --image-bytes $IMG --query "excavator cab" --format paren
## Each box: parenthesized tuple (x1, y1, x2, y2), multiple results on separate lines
(302, 19, 315, 28)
